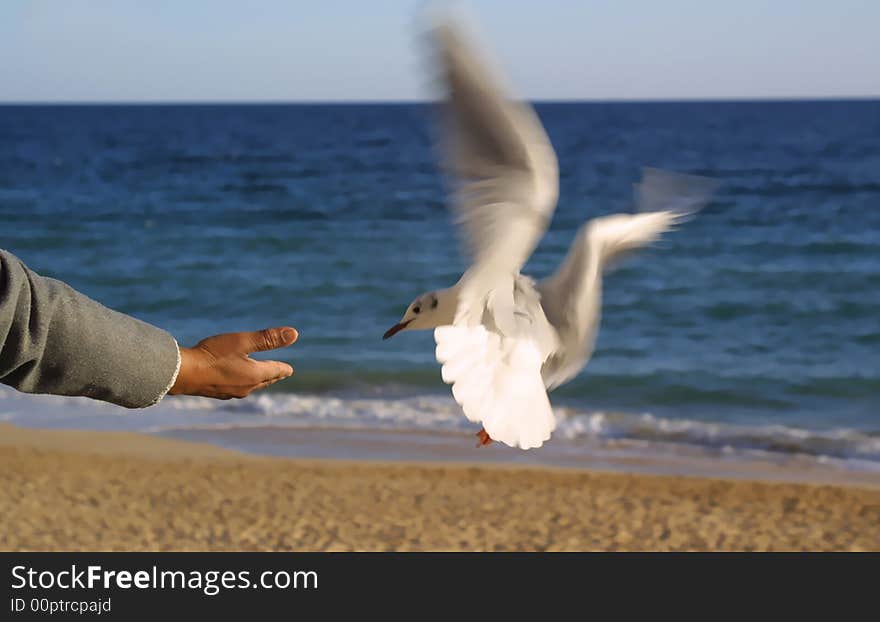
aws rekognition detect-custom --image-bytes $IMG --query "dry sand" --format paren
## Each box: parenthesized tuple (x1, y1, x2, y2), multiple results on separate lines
(1, 423, 878, 551)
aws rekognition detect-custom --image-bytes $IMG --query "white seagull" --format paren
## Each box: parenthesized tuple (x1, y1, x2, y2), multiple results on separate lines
(383, 19, 717, 450)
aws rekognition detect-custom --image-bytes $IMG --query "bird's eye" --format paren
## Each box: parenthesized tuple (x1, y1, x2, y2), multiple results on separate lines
(413, 306, 421, 314)
(431, 297, 438, 309)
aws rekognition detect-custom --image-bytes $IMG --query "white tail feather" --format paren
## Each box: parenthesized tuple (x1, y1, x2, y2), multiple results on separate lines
(435, 325, 555, 449)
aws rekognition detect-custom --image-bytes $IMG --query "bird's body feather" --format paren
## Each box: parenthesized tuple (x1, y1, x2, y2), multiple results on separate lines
(435, 275, 558, 450)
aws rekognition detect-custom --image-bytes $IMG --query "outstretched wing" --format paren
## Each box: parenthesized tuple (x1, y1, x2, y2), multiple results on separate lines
(430, 18, 559, 281)
(435, 325, 555, 450)
(539, 168, 718, 390)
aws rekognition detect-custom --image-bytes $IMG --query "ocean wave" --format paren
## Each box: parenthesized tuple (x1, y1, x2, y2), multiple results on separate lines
(2, 387, 877, 467)
(244, 369, 880, 416)
(153, 392, 880, 465)
(554, 409, 880, 463)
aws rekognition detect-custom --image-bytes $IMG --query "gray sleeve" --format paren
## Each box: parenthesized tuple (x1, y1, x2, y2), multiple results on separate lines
(0, 249, 181, 408)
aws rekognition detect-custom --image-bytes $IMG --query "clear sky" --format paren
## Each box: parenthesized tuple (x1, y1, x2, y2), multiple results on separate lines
(1, 0, 878, 102)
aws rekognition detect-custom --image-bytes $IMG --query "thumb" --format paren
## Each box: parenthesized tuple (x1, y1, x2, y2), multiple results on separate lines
(244, 327, 298, 353)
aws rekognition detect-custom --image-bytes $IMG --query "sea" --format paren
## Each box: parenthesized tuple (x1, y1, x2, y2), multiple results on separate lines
(1, 101, 879, 477)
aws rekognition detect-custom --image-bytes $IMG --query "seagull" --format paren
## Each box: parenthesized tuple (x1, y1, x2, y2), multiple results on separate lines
(383, 18, 717, 450)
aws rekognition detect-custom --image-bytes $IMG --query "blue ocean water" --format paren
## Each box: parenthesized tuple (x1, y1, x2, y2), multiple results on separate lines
(1, 102, 879, 463)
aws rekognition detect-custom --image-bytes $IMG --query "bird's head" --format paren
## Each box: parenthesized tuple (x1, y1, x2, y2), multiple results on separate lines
(383, 291, 444, 339)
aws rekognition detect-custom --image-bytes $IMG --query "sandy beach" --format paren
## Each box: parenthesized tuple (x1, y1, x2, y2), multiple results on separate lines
(1, 423, 878, 551)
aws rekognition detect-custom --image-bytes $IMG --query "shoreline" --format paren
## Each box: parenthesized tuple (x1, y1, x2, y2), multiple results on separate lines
(157, 424, 880, 490)
(3, 389, 878, 487)
(2, 423, 878, 551)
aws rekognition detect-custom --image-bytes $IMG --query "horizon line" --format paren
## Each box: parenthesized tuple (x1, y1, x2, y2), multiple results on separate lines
(1, 95, 878, 106)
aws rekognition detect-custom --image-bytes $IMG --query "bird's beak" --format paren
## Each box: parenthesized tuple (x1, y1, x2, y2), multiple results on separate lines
(383, 320, 411, 340)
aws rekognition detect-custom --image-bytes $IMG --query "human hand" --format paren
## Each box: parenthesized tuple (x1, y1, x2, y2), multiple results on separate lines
(169, 327, 297, 399)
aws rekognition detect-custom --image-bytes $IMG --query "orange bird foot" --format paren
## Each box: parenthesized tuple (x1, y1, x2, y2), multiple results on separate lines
(476, 428, 493, 448)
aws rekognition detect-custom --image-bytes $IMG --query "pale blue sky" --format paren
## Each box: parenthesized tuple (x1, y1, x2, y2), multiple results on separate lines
(1, 0, 878, 102)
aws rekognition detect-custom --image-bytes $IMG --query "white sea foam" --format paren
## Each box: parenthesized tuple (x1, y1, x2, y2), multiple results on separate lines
(1, 389, 878, 469)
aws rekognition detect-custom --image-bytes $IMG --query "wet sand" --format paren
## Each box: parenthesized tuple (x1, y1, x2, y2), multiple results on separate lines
(1, 423, 878, 551)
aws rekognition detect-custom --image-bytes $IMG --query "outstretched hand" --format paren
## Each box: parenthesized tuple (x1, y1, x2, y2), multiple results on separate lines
(170, 327, 297, 399)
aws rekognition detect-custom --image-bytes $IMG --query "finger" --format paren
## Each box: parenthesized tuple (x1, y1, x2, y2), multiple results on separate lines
(252, 377, 283, 393)
(236, 375, 287, 399)
(245, 327, 299, 353)
(251, 359, 294, 383)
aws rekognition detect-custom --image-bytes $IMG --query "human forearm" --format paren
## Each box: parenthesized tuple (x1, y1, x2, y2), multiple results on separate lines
(0, 250, 180, 408)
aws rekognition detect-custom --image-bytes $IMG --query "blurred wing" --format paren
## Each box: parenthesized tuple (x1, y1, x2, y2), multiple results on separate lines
(430, 19, 559, 279)
(635, 167, 719, 216)
(540, 167, 718, 390)
(435, 325, 555, 450)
